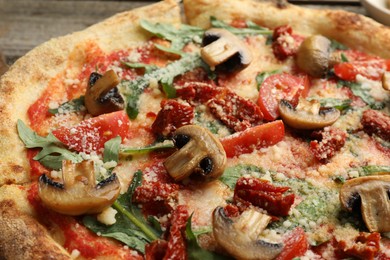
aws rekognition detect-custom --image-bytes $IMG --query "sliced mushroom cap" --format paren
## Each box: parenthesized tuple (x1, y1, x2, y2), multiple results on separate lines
(279, 99, 340, 130)
(163, 125, 226, 182)
(85, 70, 124, 116)
(382, 71, 390, 91)
(38, 160, 121, 216)
(340, 175, 390, 232)
(201, 28, 252, 72)
(213, 207, 283, 260)
(296, 35, 331, 77)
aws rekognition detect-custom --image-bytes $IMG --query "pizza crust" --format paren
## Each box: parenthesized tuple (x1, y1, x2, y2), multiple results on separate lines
(0, 0, 181, 186)
(183, 0, 390, 58)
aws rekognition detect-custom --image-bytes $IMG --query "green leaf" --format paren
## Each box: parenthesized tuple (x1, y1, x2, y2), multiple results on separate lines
(220, 164, 263, 189)
(307, 97, 352, 111)
(154, 43, 185, 57)
(17, 120, 82, 170)
(350, 165, 390, 177)
(256, 70, 279, 90)
(210, 16, 272, 36)
(48, 96, 85, 115)
(84, 171, 161, 254)
(161, 81, 177, 99)
(120, 141, 174, 155)
(185, 215, 232, 260)
(330, 40, 349, 51)
(340, 53, 349, 62)
(337, 80, 382, 108)
(140, 20, 204, 50)
(103, 136, 122, 163)
(120, 54, 203, 119)
(121, 61, 158, 74)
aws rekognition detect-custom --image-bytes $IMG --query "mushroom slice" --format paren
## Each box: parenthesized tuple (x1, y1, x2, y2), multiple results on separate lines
(38, 160, 121, 216)
(382, 71, 390, 91)
(201, 28, 252, 72)
(279, 99, 340, 130)
(163, 125, 226, 182)
(213, 207, 283, 260)
(296, 35, 331, 77)
(340, 175, 390, 232)
(85, 70, 124, 116)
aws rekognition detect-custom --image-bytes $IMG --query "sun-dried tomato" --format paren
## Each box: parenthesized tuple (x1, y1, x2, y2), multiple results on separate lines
(310, 127, 347, 162)
(272, 25, 303, 61)
(176, 82, 220, 104)
(163, 205, 189, 260)
(133, 181, 179, 216)
(336, 232, 381, 260)
(223, 204, 240, 218)
(361, 109, 390, 142)
(233, 177, 295, 217)
(208, 89, 263, 132)
(145, 240, 168, 260)
(151, 99, 194, 137)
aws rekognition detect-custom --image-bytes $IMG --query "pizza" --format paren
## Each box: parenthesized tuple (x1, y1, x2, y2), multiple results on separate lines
(0, 0, 389, 259)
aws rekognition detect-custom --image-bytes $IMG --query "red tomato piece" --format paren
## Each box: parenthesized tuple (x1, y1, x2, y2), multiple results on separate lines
(52, 111, 130, 153)
(272, 25, 304, 61)
(276, 227, 308, 260)
(220, 120, 285, 158)
(336, 232, 381, 260)
(257, 73, 310, 121)
(310, 127, 347, 162)
(334, 60, 388, 81)
(234, 177, 295, 216)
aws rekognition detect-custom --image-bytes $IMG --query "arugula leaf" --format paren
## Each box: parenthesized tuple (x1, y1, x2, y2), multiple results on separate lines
(17, 120, 82, 170)
(140, 20, 204, 50)
(220, 164, 263, 189)
(185, 215, 232, 260)
(121, 61, 158, 74)
(120, 141, 174, 155)
(340, 53, 349, 63)
(119, 54, 203, 119)
(337, 80, 383, 109)
(48, 96, 85, 115)
(307, 97, 352, 111)
(330, 40, 349, 51)
(154, 43, 185, 57)
(350, 165, 390, 177)
(103, 136, 122, 163)
(210, 16, 272, 36)
(83, 171, 161, 253)
(256, 70, 279, 89)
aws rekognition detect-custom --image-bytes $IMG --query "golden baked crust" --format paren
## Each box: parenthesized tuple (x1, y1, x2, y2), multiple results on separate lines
(0, 185, 70, 259)
(0, 0, 180, 186)
(183, 0, 390, 58)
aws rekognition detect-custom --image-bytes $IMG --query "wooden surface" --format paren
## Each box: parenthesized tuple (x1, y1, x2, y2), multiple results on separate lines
(0, 0, 368, 73)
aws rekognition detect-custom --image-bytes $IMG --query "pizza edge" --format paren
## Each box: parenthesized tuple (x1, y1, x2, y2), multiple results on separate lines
(184, 0, 390, 58)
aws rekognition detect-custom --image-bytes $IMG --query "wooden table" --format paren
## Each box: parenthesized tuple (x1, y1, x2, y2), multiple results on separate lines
(0, 0, 368, 72)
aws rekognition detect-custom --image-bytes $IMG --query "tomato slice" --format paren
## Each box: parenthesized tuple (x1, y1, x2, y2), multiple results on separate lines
(52, 111, 130, 153)
(334, 59, 390, 81)
(220, 120, 285, 158)
(257, 73, 310, 121)
(276, 227, 308, 260)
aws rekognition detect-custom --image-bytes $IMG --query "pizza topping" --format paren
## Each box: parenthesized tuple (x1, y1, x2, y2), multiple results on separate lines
(279, 99, 340, 130)
(296, 35, 331, 77)
(272, 25, 302, 61)
(151, 99, 194, 137)
(212, 206, 283, 260)
(310, 126, 347, 162)
(164, 125, 226, 182)
(382, 71, 390, 91)
(207, 89, 263, 132)
(201, 28, 252, 72)
(221, 120, 285, 158)
(233, 177, 295, 217)
(257, 73, 310, 121)
(361, 109, 390, 142)
(336, 232, 381, 260)
(38, 160, 121, 216)
(339, 175, 390, 232)
(84, 70, 124, 116)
